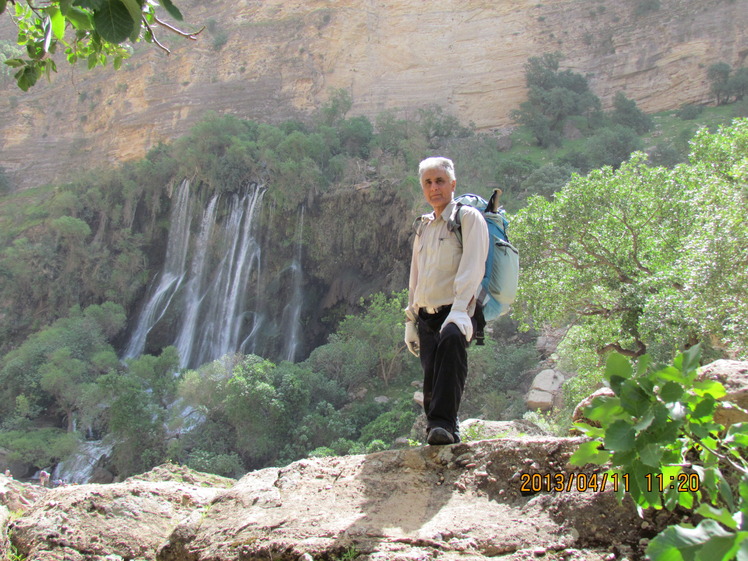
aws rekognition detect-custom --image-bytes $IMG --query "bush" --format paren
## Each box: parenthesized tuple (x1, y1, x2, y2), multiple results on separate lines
(676, 103, 705, 120)
(610, 92, 653, 134)
(571, 347, 748, 560)
(585, 124, 643, 169)
(185, 449, 244, 478)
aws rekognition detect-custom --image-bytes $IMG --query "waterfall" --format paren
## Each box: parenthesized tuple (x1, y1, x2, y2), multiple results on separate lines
(192, 185, 265, 367)
(52, 440, 114, 484)
(173, 194, 219, 367)
(281, 207, 305, 362)
(123, 179, 193, 360)
(124, 182, 267, 369)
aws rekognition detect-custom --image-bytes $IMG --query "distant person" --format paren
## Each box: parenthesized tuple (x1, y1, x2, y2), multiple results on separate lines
(39, 469, 50, 487)
(405, 157, 488, 445)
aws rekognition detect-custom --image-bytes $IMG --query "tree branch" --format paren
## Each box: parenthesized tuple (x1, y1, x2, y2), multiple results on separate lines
(597, 340, 646, 358)
(153, 16, 205, 41)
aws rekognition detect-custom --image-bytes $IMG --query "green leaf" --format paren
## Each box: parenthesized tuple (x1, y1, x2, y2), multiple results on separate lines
(605, 352, 632, 386)
(647, 520, 733, 561)
(585, 396, 626, 425)
(639, 443, 663, 467)
(15, 65, 40, 91)
(605, 420, 636, 452)
(693, 380, 727, 399)
(620, 380, 651, 417)
(59, 0, 74, 15)
(66, 7, 94, 30)
(738, 538, 748, 561)
(655, 365, 690, 384)
(725, 423, 748, 448)
(47, 6, 67, 40)
(690, 395, 717, 420)
(569, 440, 611, 466)
(634, 407, 656, 431)
(120, 0, 143, 41)
(679, 344, 702, 375)
(696, 504, 738, 530)
(660, 381, 684, 402)
(92, 0, 135, 44)
(159, 0, 183, 21)
(636, 354, 651, 377)
(0, 0, 7, 16)
(4, 58, 26, 68)
(695, 535, 742, 561)
(572, 422, 604, 439)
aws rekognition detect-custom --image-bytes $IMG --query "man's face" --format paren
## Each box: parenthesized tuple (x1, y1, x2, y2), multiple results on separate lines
(421, 168, 456, 216)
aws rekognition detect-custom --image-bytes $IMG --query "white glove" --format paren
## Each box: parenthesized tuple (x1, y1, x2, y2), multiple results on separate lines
(404, 321, 420, 357)
(441, 310, 473, 342)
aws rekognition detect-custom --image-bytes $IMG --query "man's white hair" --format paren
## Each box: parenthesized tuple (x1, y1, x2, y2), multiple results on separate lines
(418, 156, 456, 182)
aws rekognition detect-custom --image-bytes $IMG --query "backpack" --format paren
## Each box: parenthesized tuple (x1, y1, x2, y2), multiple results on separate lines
(447, 190, 520, 341)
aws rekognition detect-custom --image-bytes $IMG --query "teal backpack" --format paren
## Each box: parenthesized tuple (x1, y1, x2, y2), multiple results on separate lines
(447, 190, 520, 343)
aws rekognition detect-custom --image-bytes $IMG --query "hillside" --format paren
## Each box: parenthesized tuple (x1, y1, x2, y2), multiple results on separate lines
(1, 0, 747, 190)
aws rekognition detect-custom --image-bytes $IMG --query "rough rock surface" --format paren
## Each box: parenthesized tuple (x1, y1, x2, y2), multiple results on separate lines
(8, 464, 235, 561)
(3, 438, 672, 561)
(698, 359, 748, 426)
(1, 0, 747, 190)
(526, 369, 566, 411)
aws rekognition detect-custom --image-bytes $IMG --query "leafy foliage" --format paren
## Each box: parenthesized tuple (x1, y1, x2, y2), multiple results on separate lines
(708, 62, 748, 106)
(511, 52, 601, 147)
(2, 0, 195, 90)
(512, 120, 748, 375)
(571, 346, 748, 561)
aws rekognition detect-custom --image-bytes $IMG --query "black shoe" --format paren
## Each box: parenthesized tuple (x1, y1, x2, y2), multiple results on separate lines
(427, 427, 456, 445)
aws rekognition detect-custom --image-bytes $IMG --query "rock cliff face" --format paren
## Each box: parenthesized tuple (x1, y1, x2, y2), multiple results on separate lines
(1, 0, 746, 190)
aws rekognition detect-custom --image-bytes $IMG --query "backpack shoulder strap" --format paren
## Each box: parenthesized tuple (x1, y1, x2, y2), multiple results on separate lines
(447, 203, 465, 245)
(413, 215, 428, 238)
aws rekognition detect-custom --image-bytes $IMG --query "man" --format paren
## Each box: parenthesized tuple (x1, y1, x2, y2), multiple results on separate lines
(405, 157, 488, 445)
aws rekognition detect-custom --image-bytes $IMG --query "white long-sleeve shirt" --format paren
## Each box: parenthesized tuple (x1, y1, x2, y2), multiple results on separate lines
(408, 199, 489, 317)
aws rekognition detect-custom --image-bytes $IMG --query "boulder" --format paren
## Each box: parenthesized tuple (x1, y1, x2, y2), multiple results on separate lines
(698, 359, 748, 426)
(8, 463, 235, 561)
(526, 388, 555, 411)
(526, 369, 566, 411)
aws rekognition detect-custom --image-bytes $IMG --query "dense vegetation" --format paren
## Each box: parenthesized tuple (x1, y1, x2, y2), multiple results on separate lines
(1, 54, 747, 483)
(2, 0, 196, 90)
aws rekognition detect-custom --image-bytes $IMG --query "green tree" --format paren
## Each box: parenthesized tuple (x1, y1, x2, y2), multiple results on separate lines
(0, 302, 126, 420)
(585, 124, 643, 169)
(2, 0, 197, 91)
(708, 62, 732, 105)
(511, 53, 601, 147)
(513, 120, 748, 374)
(609, 92, 653, 135)
(331, 291, 417, 386)
(728, 67, 748, 102)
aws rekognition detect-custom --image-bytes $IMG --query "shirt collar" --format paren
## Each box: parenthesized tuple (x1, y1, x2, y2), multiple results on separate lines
(438, 199, 457, 222)
(423, 199, 457, 224)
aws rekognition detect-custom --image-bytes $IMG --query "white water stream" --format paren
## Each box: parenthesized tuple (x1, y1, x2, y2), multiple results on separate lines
(124, 182, 271, 368)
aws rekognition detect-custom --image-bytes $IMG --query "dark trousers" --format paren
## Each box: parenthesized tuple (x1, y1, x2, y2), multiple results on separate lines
(417, 306, 473, 439)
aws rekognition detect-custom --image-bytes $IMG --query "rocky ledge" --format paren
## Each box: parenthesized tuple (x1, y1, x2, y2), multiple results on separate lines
(2, 431, 681, 561)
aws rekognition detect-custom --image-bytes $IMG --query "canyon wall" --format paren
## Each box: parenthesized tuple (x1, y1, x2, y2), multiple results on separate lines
(0, 0, 746, 190)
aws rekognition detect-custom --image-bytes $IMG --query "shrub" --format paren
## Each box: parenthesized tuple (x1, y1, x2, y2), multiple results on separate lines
(571, 346, 748, 560)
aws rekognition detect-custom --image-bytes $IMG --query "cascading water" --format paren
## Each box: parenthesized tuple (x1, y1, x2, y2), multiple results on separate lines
(123, 179, 193, 360)
(281, 207, 305, 362)
(190, 185, 265, 367)
(123, 182, 268, 369)
(173, 193, 219, 367)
